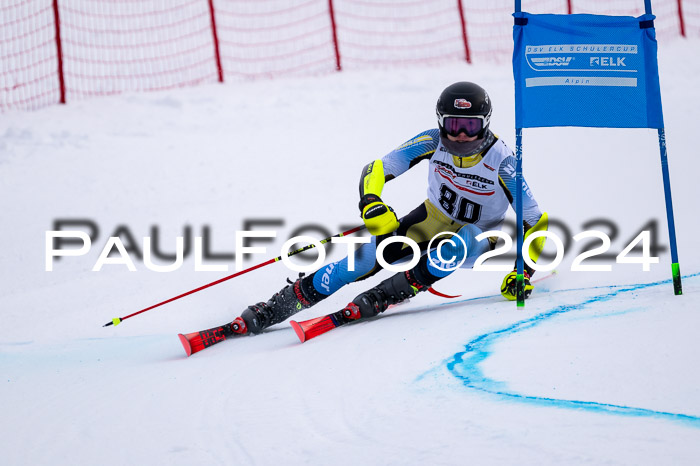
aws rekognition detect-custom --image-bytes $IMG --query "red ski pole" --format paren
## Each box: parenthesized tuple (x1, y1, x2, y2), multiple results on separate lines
(103, 225, 365, 327)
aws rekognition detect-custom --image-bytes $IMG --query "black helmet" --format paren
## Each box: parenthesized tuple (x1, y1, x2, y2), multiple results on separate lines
(436, 82, 492, 139)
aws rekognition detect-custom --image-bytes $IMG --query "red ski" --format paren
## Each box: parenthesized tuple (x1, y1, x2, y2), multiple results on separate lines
(290, 292, 438, 343)
(290, 303, 362, 343)
(178, 317, 246, 356)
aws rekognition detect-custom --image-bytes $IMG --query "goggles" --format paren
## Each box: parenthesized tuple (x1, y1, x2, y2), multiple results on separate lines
(440, 115, 485, 137)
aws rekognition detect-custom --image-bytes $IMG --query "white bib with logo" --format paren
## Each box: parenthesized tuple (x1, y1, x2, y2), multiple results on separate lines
(427, 139, 511, 231)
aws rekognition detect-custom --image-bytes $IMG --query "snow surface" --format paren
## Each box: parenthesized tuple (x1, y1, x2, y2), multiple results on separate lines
(2, 37, 700, 465)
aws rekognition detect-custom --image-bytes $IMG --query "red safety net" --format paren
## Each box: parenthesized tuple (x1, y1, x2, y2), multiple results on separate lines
(215, 0, 337, 78)
(568, 0, 681, 37)
(1, 1, 61, 111)
(59, 0, 218, 100)
(1, 0, 696, 112)
(687, 1, 700, 36)
(463, 0, 571, 63)
(332, 0, 466, 68)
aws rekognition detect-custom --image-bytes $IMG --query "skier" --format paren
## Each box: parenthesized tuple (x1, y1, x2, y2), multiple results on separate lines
(227, 82, 548, 336)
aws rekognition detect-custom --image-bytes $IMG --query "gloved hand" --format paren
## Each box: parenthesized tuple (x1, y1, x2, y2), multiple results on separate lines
(501, 269, 534, 301)
(359, 194, 399, 236)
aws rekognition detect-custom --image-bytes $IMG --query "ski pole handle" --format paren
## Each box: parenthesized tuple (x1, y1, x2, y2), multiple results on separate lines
(103, 224, 366, 327)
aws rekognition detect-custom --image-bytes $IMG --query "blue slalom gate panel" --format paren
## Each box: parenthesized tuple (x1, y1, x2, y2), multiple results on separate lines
(513, 12, 664, 129)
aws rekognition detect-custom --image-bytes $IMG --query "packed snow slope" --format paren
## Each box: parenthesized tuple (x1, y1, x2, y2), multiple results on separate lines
(2, 38, 700, 465)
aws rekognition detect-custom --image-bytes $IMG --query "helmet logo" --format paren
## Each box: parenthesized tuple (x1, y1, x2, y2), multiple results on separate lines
(454, 99, 472, 109)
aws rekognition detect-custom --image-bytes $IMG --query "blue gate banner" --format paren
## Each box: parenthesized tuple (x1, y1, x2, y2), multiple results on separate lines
(513, 13, 664, 128)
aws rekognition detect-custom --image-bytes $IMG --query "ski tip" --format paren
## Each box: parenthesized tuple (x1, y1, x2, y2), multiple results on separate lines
(178, 334, 192, 357)
(289, 320, 306, 343)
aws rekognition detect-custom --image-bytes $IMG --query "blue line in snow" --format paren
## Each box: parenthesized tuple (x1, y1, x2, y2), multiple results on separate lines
(445, 272, 700, 427)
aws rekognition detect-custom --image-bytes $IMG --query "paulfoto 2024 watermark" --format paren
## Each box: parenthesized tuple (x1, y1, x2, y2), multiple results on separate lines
(45, 217, 666, 274)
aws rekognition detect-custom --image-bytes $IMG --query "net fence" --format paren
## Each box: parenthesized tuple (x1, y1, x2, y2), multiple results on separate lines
(1, 0, 696, 111)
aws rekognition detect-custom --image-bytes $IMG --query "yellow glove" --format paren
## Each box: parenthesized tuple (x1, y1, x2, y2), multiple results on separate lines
(501, 269, 534, 301)
(359, 194, 399, 236)
(500, 212, 549, 300)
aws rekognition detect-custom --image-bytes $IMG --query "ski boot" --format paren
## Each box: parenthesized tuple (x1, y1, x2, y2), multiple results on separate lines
(351, 269, 430, 319)
(240, 274, 327, 334)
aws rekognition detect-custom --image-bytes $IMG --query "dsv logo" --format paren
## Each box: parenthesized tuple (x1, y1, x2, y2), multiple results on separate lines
(531, 56, 573, 67)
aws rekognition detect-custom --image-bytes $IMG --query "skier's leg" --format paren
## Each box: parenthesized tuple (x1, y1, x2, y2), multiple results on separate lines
(238, 234, 382, 334)
(422, 223, 490, 278)
(239, 273, 329, 334)
(310, 235, 381, 295)
(349, 223, 489, 318)
(310, 199, 461, 297)
(237, 200, 463, 334)
(348, 267, 435, 318)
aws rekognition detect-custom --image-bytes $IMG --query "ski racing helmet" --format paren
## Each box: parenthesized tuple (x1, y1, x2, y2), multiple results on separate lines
(436, 82, 492, 140)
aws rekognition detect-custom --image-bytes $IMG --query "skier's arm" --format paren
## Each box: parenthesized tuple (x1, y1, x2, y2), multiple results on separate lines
(380, 129, 440, 180)
(497, 153, 543, 230)
(358, 159, 400, 235)
(358, 129, 439, 236)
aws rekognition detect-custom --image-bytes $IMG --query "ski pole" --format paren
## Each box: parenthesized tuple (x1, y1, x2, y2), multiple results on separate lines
(103, 224, 366, 327)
